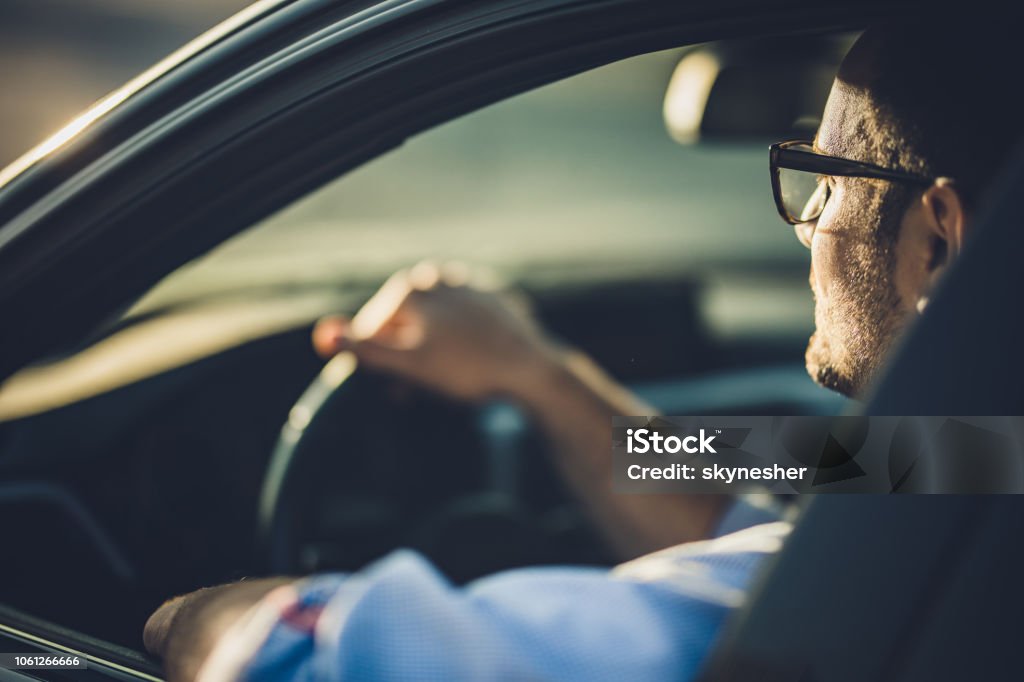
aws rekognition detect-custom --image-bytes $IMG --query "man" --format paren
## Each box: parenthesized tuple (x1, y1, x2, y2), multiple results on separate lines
(144, 20, 1018, 681)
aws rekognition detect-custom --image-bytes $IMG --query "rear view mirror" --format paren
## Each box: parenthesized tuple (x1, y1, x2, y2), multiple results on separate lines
(663, 36, 852, 144)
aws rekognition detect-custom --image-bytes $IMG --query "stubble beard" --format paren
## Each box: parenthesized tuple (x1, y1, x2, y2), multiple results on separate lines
(805, 185, 909, 398)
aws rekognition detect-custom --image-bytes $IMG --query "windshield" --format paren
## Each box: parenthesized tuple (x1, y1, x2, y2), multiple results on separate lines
(129, 49, 810, 334)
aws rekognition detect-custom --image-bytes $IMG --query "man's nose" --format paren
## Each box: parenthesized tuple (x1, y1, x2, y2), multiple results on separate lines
(794, 220, 815, 249)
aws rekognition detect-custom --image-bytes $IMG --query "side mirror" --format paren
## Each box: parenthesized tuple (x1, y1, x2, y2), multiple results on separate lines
(663, 36, 852, 143)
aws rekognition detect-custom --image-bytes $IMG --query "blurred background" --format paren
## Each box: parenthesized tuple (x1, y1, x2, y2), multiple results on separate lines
(0, 0, 250, 168)
(0, 0, 836, 325)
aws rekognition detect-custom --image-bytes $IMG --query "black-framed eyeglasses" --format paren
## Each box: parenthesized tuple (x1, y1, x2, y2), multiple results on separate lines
(769, 139, 942, 225)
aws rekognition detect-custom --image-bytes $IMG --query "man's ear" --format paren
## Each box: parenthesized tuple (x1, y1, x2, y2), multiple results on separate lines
(921, 178, 968, 265)
(911, 179, 967, 314)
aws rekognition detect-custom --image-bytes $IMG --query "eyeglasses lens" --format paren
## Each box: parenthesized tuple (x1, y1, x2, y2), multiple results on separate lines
(779, 165, 829, 223)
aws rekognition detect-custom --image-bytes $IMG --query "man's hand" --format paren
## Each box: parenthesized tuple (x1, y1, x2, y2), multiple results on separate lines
(313, 261, 562, 402)
(312, 262, 731, 558)
(144, 578, 294, 682)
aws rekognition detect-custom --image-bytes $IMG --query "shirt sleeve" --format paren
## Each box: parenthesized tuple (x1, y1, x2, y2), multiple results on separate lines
(196, 522, 789, 682)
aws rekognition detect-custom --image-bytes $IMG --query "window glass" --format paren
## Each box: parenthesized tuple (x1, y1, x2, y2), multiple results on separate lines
(131, 49, 812, 340)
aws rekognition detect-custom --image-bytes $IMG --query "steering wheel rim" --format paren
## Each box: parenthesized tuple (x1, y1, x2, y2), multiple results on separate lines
(257, 351, 358, 574)
(256, 348, 601, 578)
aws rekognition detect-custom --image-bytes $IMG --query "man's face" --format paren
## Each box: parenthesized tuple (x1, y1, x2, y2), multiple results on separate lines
(801, 80, 917, 397)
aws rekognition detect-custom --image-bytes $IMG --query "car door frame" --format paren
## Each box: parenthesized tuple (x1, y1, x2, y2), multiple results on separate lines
(0, 604, 162, 681)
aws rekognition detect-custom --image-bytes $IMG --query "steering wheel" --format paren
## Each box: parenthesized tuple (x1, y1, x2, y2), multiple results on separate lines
(257, 352, 359, 574)
(256, 352, 595, 578)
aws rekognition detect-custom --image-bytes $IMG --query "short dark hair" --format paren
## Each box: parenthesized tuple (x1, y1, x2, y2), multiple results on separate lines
(840, 19, 1021, 209)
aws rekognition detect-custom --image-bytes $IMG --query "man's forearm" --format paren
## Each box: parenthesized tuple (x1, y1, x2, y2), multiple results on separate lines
(510, 349, 732, 559)
(145, 578, 295, 682)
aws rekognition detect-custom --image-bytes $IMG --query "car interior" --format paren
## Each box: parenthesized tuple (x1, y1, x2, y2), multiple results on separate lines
(1, 7, 1020, 677)
(0, 39, 848, 650)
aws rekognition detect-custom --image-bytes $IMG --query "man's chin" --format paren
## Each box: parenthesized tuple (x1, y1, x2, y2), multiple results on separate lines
(805, 333, 859, 398)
